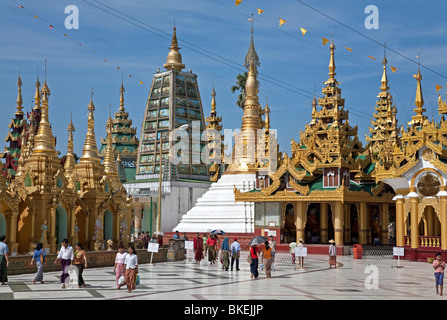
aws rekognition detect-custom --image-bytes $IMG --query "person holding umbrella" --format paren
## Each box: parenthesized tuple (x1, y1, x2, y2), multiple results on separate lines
(248, 236, 267, 279)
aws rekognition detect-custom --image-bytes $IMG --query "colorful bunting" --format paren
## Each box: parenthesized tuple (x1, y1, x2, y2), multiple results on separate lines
(345, 47, 352, 52)
(34, 15, 38, 18)
(257, 8, 264, 15)
(390, 66, 397, 73)
(368, 56, 376, 60)
(139, 81, 144, 84)
(235, 0, 242, 6)
(322, 37, 330, 46)
(436, 84, 442, 92)
(49, 25, 54, 30)
(300, 27, 307, 36)
(17, 5, 24, 8)
(279, 18, 287, 26)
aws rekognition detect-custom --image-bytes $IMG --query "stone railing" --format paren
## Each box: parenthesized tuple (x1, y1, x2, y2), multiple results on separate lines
(6, 240, 186, 276)
(404, 236, 441, 248)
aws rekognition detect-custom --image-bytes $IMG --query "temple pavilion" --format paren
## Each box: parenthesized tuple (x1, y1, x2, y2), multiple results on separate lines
(0, 75, 133, 255)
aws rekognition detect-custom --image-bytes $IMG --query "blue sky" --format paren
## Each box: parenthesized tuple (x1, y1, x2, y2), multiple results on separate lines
(1, 0, 447, 157)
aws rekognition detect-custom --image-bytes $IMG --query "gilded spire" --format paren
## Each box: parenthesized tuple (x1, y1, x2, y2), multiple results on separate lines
(163, 25, 185, 71)
(380, 53, 389, 92)
(34, 76, 41, 110)
(211, 86, 217, 113)
(265, 99, 270, 131)
(244, 18, 260, 71)
(328, 40, 336, 80)
(79, 90, 101, 163)
(103, 111, 118, 176)
(119, 77, 125, 111)
(31, 77, 57, 156)
(408, 54, 427, 127)
(15, 74, 24, 115)
(205, 86, 222, 132)
(64, 112, 76, 174)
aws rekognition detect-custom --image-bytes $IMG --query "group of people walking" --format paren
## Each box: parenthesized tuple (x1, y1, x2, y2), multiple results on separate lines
(192, 232, 242, 271)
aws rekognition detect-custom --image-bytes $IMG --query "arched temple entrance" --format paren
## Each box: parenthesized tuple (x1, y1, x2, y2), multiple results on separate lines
(103, 210, 113, 242)
(55, 206, 68, 248)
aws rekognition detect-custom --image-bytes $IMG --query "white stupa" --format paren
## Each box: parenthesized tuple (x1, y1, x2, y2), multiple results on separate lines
(173, 25, 272, 234)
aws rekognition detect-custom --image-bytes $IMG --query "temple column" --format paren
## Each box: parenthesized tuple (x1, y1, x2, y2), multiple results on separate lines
(439, 189, 447, 250)
(395, 195, 405, 247)
(344, 203, 351, 243)
(334, 201, 344, 245)
(320, 203, 328, 243)
(359, 202, 367, 245)
(381, 203, 389, 244)
(426, 206, 434, 236)
(69, 206, 76, 244)
(295, 201, 305, 243)
(9, 210, 19, 255)
(50, 205, 57, 253)
(409, 192, 419, 249)
(134, 202, 143, 235)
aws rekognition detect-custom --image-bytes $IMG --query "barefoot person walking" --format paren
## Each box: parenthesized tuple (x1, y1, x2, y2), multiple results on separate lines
(124, 245, 138, 293)
(30, 242, 46, 284)
(0, 235, 9, 286)
(54, 239, 74, 288)
(434, 252, 445, 296)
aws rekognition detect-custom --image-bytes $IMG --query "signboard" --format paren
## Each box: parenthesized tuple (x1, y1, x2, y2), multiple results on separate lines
(268, 230, 277, 237)
(295, 246, 307, 257)
(393, 247, 404, 257)
(147, 243, 159, 253)
(185, 241, 194, 250)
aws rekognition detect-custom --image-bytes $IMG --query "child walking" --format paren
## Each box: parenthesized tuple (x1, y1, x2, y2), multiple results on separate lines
(434, 252, 445, 296)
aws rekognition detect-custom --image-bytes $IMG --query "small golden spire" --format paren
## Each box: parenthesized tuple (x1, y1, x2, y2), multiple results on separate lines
(119, 75, 125, 111)
(265, 98, 270, 131)
(64, 112, 76, 173)
(211, 86, 217, 113)
(32, 76, 57, 156)
(163, 25, 185, 71)
(414, 52, 424, 110)
(34, 75, 41, 110)
(79, 89, 101, 163)
(103, 110, 118, 176)
(380, 52, 389, 92)
(15, 74, 24, 115)
(328, 40, 336, 80)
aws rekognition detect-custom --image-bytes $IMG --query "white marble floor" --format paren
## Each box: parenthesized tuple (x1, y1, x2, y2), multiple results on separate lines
(0, 253, 442, 301)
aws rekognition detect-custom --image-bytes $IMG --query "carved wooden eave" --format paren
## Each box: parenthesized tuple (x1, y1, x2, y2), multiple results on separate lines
(235, 184, 394, 204)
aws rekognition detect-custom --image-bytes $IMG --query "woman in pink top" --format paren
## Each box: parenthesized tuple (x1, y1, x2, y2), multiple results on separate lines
(114, 245, 127, 289)
(433, 252, 445, 296)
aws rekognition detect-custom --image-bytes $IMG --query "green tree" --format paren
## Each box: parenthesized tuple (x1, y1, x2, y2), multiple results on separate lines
(230, 72, 248, 109)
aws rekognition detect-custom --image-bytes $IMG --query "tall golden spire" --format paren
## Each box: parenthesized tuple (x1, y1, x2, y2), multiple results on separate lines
(34, 78, 41, 110)
(32, 76, 57, 156)
(163, 25, 185, 71)
(79, 90, 101, 163)
(15, 74, 24, 116)
(328, 40, 336, 80)
(103, 111, 118, 176)
(244, 15, 260, 72)
(409, 52, 427, 127)
(264, 99, 270, 131)
(64, 112, 76, 174)
(380, 53, 389, 92)
(240, 60, 262, 133)
(119, 76, 125, 111)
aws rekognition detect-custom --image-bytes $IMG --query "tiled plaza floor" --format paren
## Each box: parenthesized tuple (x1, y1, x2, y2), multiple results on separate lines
(0, 253, 443, 300)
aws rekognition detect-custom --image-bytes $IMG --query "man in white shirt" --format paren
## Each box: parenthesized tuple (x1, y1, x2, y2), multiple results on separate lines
(230, 238, 241, 271)
(54, 239, 74, 288)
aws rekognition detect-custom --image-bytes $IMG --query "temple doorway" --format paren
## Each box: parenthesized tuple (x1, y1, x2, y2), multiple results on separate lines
(282, 203, 296, 243)
(55, 206, 68, 248)
(0, 213, 6, 236)
(305, 204, 320, 244)
(103, 210, 113, 241)
(350, 204, 359, 244)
